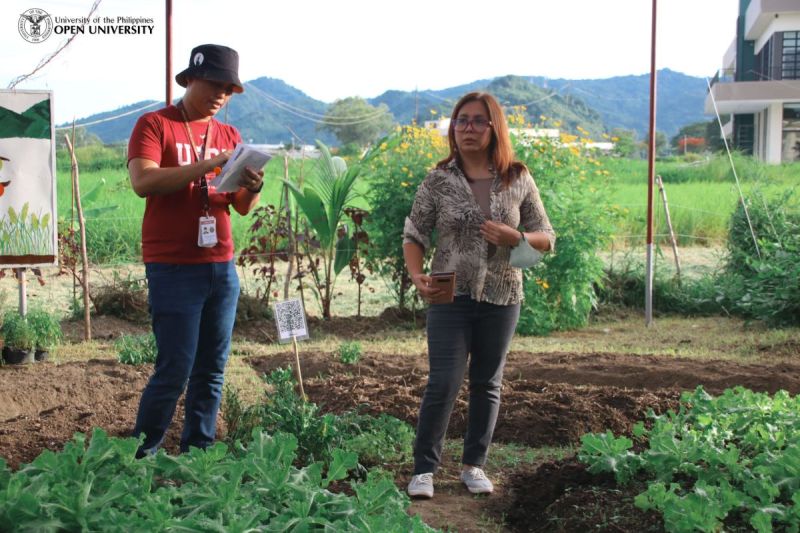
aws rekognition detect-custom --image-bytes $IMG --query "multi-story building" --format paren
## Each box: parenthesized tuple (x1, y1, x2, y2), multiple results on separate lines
(706, 0, 800, 163)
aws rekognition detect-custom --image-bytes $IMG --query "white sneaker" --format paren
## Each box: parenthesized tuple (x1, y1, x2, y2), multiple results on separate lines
(460, 466, 493, 494)
(407, 472, 434, 498)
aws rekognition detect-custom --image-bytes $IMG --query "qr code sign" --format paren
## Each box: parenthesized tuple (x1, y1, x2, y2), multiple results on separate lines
(273, 298, 309, 343)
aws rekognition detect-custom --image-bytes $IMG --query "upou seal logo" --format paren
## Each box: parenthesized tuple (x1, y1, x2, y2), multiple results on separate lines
(18, 8, 53, 43)
(193, 52, 205, 66)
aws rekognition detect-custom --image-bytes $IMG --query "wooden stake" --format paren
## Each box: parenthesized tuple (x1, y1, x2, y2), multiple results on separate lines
(64, 133, 91, 340)
(282, 155, 294, 300)
(291, 335, 306, 400)
(656, 175, 681, 280)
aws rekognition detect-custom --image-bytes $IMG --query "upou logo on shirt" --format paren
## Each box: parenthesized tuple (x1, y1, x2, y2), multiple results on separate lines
(176, 143, 221, 167)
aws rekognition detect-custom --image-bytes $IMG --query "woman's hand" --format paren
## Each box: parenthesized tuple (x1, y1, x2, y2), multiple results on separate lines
(480, 220, 521, 247)
(411, 273, 444, 304)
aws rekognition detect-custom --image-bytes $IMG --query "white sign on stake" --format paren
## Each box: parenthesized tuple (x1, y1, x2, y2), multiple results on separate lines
(272, 298, 309, 344)
(0, 90, 57, 267)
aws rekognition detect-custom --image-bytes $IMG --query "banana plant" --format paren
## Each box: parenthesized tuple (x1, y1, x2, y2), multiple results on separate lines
(283, 139, 390, 319)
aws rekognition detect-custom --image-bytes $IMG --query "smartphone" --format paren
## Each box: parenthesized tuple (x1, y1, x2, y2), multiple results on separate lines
(429, 271, 455, 303)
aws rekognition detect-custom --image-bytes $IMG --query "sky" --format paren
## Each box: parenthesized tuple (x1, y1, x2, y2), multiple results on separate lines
(2, 0, 741, 124)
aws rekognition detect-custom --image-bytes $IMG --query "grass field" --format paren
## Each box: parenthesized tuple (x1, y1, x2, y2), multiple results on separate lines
(56, 155, 372, 263)
(55, 148, 799, 263)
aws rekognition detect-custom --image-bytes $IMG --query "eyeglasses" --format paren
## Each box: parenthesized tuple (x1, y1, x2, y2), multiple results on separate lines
(453, 117, 492, 133)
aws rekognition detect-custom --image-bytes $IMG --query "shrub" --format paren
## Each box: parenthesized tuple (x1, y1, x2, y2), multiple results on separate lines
(365, 125, 448, 309)
(513, 121, 620, 334)
(598, 259, 722, 316)
(115, 332, 157, 365)
(337, 341, 362, 365)
(718, 189, 800, 326)
(26, 309, 63, 351)
(0, 311, 35, 350)
(91, 270, 149, 322)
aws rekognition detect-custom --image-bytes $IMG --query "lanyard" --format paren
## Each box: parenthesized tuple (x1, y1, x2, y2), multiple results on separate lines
(178, 102, 214, 215)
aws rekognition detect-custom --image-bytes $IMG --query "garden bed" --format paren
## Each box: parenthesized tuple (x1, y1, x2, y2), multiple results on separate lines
(2, 320, 800, 531)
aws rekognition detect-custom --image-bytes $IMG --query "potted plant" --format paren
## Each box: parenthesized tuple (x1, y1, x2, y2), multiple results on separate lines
(27, 309, 62, 362)
(1, 311, 36, 364)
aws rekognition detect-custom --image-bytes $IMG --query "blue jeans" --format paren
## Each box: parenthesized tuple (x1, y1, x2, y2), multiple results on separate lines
(133, 260, 240, 455)
(413, 296, 520, 474)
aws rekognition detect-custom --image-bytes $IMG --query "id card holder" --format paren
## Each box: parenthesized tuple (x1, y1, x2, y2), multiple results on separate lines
(198, 216, 218, 248)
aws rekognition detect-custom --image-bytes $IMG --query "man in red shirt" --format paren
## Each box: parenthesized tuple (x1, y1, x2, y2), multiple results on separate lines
(127, 43, 264, 457)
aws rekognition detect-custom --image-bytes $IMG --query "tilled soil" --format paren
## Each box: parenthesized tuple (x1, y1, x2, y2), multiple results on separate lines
(3, 337, 800, 531)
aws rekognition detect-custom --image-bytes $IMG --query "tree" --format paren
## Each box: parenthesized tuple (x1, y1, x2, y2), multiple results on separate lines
(644, 131, 668, 157)
(705, 116, 728, 153)
(318, 97, 394, 148)
(610, 128, 640, 158)
(670, 121, 708, 153)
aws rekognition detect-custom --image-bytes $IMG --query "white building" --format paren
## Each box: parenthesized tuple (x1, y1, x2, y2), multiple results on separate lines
(705, 0, 800, 163)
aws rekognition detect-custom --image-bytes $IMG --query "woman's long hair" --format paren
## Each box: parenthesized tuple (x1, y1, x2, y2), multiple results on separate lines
(437, 91, 527, 186)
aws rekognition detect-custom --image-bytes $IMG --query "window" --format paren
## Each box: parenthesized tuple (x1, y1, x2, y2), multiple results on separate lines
(782, 104, 800, 162)
(782, 32, 800, 80)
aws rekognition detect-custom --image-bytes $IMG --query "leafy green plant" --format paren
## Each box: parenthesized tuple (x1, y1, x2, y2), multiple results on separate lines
(25, 309, 62, 351)
(284, 140, 389, 319)
(337, 341, 362, 365)
(0, 427, 435, 532)
(225, 367, 337, 465)
(224, 367, 414, 468)
(338, 411, 414, 465)
(114, 333, 157, 365)
(0, 311, 35, 351)
(578, 386, 800, 532)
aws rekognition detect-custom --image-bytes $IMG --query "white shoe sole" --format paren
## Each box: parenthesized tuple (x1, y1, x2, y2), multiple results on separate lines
(464, 485, 493, 494)
(408, 489, 433, 498)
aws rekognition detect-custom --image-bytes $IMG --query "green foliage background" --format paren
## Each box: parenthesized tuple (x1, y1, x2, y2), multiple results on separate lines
(513, 131, 619, 334)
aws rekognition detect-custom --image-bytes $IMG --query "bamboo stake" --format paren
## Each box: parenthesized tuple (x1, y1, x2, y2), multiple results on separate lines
(291, 335, 306, 400)
(64, 134, 91, 340)
(656, 175, 681, 280)
(282, 155, 294, 300)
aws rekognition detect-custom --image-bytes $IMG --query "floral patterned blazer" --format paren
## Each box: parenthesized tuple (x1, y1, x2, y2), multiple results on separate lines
(403, 160, 555, 305)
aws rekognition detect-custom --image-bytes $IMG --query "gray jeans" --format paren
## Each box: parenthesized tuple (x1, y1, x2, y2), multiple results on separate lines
(413, 296, 521, 474)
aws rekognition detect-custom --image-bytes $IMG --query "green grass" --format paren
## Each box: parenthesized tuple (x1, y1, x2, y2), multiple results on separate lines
(599, 152, 800, 185)
(56, 148, 799, 265)
(599, 155, 799, 246)
(609, 181, 795, 246)
(57, 156, 369, 264)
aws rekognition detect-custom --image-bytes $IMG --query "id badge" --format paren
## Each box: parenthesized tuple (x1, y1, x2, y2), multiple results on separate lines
(198, 216, 218, 248)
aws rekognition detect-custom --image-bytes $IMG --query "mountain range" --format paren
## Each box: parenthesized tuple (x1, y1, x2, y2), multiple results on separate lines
(68, 69, 709, 146)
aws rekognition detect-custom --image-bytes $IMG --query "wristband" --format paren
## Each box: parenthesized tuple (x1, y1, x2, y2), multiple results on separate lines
(246, 181, 264, 193)
(514, 230, 525, 248)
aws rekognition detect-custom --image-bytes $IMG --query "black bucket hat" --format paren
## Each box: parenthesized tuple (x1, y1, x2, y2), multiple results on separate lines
(175, 44, 244, 93)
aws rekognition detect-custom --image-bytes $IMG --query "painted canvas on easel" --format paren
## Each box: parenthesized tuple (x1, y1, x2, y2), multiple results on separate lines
(0, 90, 57, 267)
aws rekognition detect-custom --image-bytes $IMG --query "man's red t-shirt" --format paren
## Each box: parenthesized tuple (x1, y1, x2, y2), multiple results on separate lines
(128, 105, 242, 264)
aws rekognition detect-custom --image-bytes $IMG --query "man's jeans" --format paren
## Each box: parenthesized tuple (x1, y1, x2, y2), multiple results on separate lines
(133, 260, 239, 455)
(413, 296, 520, 475)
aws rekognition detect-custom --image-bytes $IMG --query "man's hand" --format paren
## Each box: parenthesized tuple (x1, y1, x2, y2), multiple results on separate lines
(480, 220, 520, 247)
(238, 166, 264, 193)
